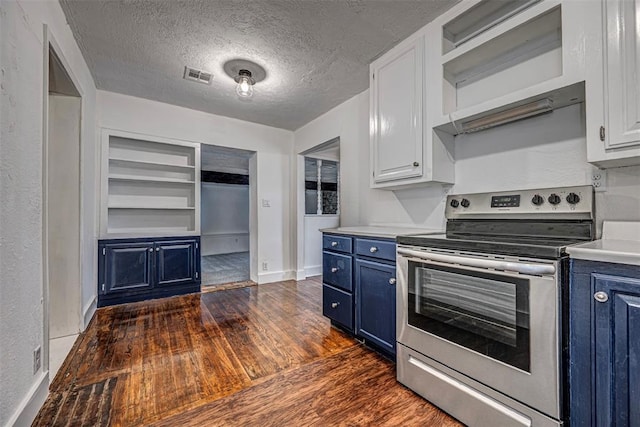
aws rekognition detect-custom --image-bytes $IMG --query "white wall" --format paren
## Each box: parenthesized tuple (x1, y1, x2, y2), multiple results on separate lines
(0, 1, 98, 425)
(96, 90, 294, 283)
(201, 183, 250, 255)
(294, 91, 640, 238)
(303, 216, 339, 276)
(48, 95, 82, 339)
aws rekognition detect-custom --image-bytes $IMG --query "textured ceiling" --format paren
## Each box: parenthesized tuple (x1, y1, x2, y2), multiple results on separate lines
(60, 0, 458, 130)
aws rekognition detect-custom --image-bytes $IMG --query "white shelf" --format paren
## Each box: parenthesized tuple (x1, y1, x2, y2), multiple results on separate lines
(109, 157, 195, 170)
(101, 129, 201, 238)
(108, 175, 195, 184)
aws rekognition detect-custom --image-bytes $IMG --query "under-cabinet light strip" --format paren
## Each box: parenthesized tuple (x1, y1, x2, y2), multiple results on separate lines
(460, 98, 554, 134)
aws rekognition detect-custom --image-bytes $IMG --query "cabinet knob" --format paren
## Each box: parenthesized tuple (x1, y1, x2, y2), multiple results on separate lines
(331, 241, 338, 247)
(331, 267, 339, 273)
(148, 248, 153, 252)
(331, 302, 340, 308)
(389, 278, 396, 285)
(155, 247, 160, 251)
(370, 246, 379, 253)
(413, 161, 420, 167)
(594, 291, 609, 303)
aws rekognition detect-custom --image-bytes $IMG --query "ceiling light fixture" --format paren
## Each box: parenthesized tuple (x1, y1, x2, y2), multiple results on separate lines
(234, 69, 255, 99)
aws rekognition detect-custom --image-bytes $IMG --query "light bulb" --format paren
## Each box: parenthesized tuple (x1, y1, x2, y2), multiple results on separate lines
(236, 76, 253, 98)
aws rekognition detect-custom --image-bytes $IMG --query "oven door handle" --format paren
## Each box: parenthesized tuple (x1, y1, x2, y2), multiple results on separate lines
(397, 248, 556, 275)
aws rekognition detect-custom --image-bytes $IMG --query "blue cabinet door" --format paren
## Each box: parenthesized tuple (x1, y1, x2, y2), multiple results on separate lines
(103, 242, 154, 294)
(155, 240, 197, 286)
(593, 274, 640, 426)
(355, 258, 396, 355)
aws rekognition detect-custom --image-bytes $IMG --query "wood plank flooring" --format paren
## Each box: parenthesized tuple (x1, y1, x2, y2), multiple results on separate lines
(34, 278, 461, 426)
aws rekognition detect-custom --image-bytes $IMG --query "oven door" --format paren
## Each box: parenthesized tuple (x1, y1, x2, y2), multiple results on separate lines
(397, 246, 561, 419)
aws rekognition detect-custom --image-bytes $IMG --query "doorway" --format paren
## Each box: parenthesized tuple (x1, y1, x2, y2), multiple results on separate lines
(200, 145, 254, 287)
(46, 45, 82, 379)
(299, 138, 340, 278)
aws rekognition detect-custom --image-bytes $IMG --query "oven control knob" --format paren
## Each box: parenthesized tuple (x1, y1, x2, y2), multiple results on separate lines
(548, 194, 561, 205)
(460, 198, 470, 208)
(531, 194, 544, 206)
(566, 192, 580, 205)
(450, 199, 459, 208)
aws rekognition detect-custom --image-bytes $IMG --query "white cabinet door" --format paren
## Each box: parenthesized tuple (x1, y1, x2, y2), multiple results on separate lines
(371, 37, 424, 184)
(605, 0, 640, 149)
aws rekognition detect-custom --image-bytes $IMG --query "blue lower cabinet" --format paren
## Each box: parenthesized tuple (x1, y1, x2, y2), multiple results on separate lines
(104, 242, 154, 294)
(355, 258, 396, 355)
(322, 285, 354, 331)
(156, 240, 198, 286)
(570, 260, 640, 426)
(98, 236, 200, 307)
(321, 232, 397, 358)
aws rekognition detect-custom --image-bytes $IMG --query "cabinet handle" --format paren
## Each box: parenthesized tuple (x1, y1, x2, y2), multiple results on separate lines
(594, 291, 609, 303)
(389, 278, 396, 285)
(331, 302, 340, 308)
(413, 161, 420, 167)
(370, 246, 378, 253)
(331, 267, 339, 273)
(331, 241, 338, 247)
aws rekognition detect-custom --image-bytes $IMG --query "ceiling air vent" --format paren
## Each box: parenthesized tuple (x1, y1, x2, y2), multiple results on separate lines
(183, 66, 213, 85)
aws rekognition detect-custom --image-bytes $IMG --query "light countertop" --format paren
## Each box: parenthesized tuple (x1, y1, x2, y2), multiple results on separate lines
(321, 226, 442, 239)
(567, 221, 640, 266)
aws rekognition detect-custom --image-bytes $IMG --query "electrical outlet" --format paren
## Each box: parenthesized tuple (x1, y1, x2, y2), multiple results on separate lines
(590, 169, 607, 192)
(33, 346, 41, 374)
(262, 262, 268, 271)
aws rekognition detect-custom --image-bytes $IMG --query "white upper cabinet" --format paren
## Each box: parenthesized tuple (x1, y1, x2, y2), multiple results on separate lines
(370, 35, 454, 189)
(371, 37, 424, 185)
(587, 0, 640, 167)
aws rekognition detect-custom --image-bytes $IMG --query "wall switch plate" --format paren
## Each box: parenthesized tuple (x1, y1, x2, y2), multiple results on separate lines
(261, 199, 271, 207)
(590, 169, 607, 192)
(33, 346, 41, 374)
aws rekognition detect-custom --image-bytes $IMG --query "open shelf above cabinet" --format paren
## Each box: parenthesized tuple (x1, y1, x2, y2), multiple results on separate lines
(443, 0, 542, 54)
(443, 4, 562, 115)
(101, 129, 201, 238)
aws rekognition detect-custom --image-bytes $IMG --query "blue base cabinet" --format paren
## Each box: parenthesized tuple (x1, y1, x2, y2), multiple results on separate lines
(98, 236, 201, 307)
(322, 232, 396, 357)
(569, 259, 640, 426)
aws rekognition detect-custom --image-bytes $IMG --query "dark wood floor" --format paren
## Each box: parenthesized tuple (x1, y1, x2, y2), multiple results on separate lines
(34, 278, 461, 426)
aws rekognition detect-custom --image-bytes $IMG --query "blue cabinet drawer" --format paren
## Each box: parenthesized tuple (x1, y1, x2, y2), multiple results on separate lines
(323, 234, 353, 253)
(323, 251, 353, 292)
(323, 284, 353, 331)
(355, 238, 396, 262)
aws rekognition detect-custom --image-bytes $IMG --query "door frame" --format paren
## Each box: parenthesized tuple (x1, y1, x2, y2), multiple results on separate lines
(42, 26, 85, 376)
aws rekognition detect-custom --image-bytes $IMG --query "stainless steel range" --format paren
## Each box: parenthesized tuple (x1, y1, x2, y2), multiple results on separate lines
(396, 185, 594, 427)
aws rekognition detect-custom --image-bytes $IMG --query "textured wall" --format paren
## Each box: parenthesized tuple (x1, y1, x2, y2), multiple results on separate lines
(0, 1, 97, 424)
(294, 91, 640, 238)
(96, 90, 294, 283)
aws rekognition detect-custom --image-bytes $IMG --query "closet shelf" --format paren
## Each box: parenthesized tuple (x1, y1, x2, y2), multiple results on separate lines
(108, 175, 195, 184)
(109, 157, 195, 170)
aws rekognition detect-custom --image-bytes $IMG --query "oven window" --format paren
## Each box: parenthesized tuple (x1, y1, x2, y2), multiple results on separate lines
(408, 261, 530, 372)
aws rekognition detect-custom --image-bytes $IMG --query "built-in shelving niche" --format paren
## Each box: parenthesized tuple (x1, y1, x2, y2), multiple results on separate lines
(102, 132, 200, 237)
(442, 0, 542, 54)
(443, 5, 562, 115)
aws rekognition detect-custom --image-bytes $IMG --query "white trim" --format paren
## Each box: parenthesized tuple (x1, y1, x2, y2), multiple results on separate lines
(5, 372, 49, 427)
(82, 296, 97, 329)
(304, 265, 322, 278)
(257, 270, 296, 284)
(296, 269, 306, 281)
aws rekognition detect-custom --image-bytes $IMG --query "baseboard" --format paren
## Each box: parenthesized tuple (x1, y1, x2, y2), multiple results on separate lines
(82, 295, 97, 329)
(295, 269, 306, 281)
(304, 265, 322, 278)
(6, 371, 48, 427)
(257, 270, 296, 284)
